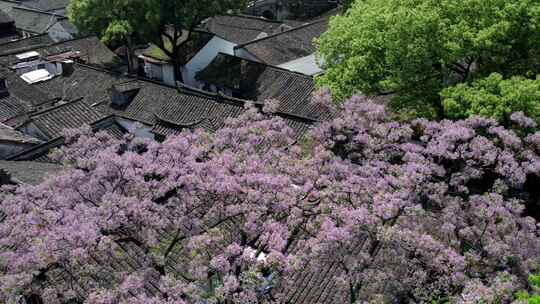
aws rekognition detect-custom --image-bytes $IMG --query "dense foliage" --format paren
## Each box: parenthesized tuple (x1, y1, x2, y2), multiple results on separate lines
(1, 94, 539, 303)
(515, 274, 540, 303)
(316, 0, 540, 119)
(441, 73, 540, 127)
(68, 0, 247, 77)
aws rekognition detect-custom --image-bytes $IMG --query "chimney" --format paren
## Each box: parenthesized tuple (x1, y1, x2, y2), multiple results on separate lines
(61, 60, 74, 76)
(0, 77, 9, 98)
(0, 168, 14, 186)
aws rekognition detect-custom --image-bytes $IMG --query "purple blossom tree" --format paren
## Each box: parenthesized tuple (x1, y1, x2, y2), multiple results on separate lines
(1, 94, 539, 304)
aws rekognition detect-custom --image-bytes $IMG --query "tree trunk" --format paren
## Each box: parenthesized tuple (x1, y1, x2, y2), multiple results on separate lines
(171, 53, 184, 84)
(126, 35, 135, 75)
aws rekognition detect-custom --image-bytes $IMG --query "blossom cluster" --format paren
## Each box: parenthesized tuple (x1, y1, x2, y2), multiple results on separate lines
(0, 93, 539, 304)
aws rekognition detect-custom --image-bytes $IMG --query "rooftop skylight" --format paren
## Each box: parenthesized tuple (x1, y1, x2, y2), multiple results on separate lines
(20, 69, 53, 84)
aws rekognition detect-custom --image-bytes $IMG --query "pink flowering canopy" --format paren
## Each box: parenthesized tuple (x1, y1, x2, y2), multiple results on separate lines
(1, 94, 539, 304)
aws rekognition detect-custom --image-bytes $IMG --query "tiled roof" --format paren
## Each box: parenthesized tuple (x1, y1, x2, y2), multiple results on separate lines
(7, 6, 66, 34)
(24, 98, 106, 139)
(235, 19, 328, 66)
(54, 18, 77, 34)
(0, 0, 18, 13)
(27, 216, 245, 302)
(23, 63, 320, 139)
(8, 116, 127, 161)
(5, 69, 54, 105)
(0, 10, 20, 43)
(0, 33, 20, 44)
(200, 14, 293, 44)
(0, 33, 21, 44)
(0, 33, 53, 55)
(46, 36, 123, 68)
(196, 53, 330, 120)
(25, 65, 154, 123)
(0, 94, 31, 124)
(0, 9, 13, 24)
(275, 259, 346, 303)
(0, 160, 62, 184)
(20, 0, 70, 12)
(140, 31, 213, 65)
(155, 90, 244, 132)
(157, 84, 317, 139)
(0, 122, 41, 143)
(18, 199, 343, 303)
(150, 120, 182, 138)
(31, 65, 241, 129)
(31, 63, 129, 103)
(7, 135, 63, 162)
(0, 70, 55, 125)
(112, 80, 181, 125)
(0, 37, 123, 124)
(0, 36, 123, 69)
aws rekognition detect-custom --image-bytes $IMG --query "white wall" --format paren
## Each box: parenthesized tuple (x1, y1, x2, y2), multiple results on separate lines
(234, 48, 260, 62)
(116, 118, 155, 139)
(182, 36, 237, 87)
(162, 65, 175, 87)
(277, 54, 324, 75)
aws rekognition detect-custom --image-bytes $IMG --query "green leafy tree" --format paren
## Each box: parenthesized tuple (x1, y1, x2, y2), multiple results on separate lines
(441, 73, 540, 127)
(515, 274, 540, 303)
(340, 0, 355, 10)
(68, 0, 248, 79)
(68, 0, 146, 73)
(316, 0, 540, 118)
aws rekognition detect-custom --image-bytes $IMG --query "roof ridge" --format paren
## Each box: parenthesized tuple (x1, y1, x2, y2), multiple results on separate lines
(11, 5, 68, 19)
(72, 62, 185, 91)
(218, 14, 284, 24)
(155, 115, 205, 128)
(234, 19, 326, 48)
(176, 81, 252, 106)
(0, 32, 49, 46)
(8, 114, 119, 161)
(6, 135, 64, 161)
(213, 52, 315, 79)
(176, 81, 219, 98)
(0, 0, 22, 5)
(29, 97, 87, 118)
(0, 35, 101, 57)
(39, 34, 96, 49)
(177, 80, 319, 123)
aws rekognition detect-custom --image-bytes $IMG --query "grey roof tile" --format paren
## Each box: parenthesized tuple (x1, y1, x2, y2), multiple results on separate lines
(201, 14, 290, 44)
(26, 98, 106, 139)
(20, 0, 70, 12)
(196, 53, 330, 120)
(0, 69, 55, 126)
(0, 36, 123, 69)
(0, 10, 13, 24)
(0, 122, 41, 143)
(8, 6, 66, 34)
(18, 62, 319, 141)
(0, 94, 31, 124)
(8, 116, 127, 161)
(236, 19, 328, 66)
(151, 120, 182, 138)
(0, 33, 53, 56)
(0, 160, 62, 184)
